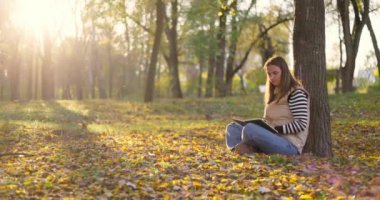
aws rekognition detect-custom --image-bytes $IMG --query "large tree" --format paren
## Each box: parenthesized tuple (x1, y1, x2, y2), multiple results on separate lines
(293, 0, 333, 157)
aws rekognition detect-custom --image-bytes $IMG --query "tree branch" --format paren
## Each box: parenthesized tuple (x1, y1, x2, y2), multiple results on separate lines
(232, 17, 293, 76)
(124, 13, 153, 35)
(0, 152, 35, 157)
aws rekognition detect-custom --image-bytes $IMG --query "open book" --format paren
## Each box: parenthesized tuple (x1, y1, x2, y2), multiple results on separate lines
(232, 118, 278, 134)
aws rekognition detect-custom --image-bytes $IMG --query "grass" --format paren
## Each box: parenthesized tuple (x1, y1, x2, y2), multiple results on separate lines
(0, 91, 379, 199)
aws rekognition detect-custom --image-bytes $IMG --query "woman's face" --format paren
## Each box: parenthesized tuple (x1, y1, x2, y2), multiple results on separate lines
(266, 64, 282, 87)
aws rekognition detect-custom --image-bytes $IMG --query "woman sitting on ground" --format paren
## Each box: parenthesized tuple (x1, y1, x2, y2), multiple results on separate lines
(225, 56, 310, 155)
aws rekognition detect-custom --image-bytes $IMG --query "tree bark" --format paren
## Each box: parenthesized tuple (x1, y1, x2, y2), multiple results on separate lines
(9, 57, 21, 101)
(74, 42, 84, 100)
(205, 52, 215, 98)
(8, 36, 21, 101)
(34, 54, 39, 100)
(293, 0, 333, 157)
(41, 33, 55, 100)
(337, 0, 369, 92)
(107, 34, 113, 98)
(335, 14, 343, 94)
(144, 0, 165, 102)
(164, 0, 183, 99)
(97, 56, 107, 99)
(205, 23, 216, 98)
(215, 0, 227, 97)
(197, 54, 205, 98)
(120, 0, 131, 99)
(225, 0, 238, 96)
(0, 66, 5, 100)
(27, 42, 36, 100)
(365, 16, 380, 77)
(259, 24, 274, 66)
(89, 20, 107, 99)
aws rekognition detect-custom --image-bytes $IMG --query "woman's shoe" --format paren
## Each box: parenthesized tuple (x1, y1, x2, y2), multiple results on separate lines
(233, 143, 255, 155)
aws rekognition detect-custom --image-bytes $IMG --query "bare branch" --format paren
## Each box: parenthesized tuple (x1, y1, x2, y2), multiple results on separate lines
(124, 13, 153, 35)
(232, 17, 293, 77)
(0, 152, 35, 157)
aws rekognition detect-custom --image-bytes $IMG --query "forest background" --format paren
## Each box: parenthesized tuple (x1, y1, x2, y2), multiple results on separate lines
(0, 0, 379, 101)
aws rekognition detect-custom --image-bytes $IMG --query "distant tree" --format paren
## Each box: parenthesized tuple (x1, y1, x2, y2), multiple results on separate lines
(205, 34, 217, 97)
(215, 0, 228, 97)
(164, 0, 183, 99)
(233, 17, 292, 83)
(144, 0, 165, 102)
(8, 34, 21, 101)
(366, 14, 380, 77)
(41, 33, 55, 100)
(337, 0, 369, 92)
(293, 0, 333, 157)
(184, 0, 219, 98)
(225, 0, 238, 96)
(90, 21, 107, 99)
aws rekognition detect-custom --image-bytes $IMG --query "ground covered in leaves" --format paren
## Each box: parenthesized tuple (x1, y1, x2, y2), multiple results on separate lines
(0, 91, 379, 199)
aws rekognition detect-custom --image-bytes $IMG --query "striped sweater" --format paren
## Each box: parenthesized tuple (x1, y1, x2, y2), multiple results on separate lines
(274, 89, 309, 134)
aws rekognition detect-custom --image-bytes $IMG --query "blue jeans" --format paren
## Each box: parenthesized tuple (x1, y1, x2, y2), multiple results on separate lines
(225, 122, 299, 155)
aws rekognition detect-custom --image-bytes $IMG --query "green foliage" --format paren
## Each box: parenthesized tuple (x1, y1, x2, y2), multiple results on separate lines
(245, 68, 266, 91)
(155, 73, 172, 98)
(368, 80, 380, 92)
(184, 0, 219, 57)
(326, 68, 337, 82)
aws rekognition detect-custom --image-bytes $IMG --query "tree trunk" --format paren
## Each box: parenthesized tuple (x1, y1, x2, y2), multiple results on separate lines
(238, 73, 247, 95)
(120, 0, 131, 99)
(90, 21, 107, 99)
(97, 61, 107, 99)
(107, 33, 113, 98)
(293, 0, 333, 157)
(9, 58, 20, 101)
(335, 15, 344, 94)
(34, 55, 40, 99)
(27, 42, 36, 100)
(215, 0, 227, 97)
(89, 40, 96, 99)
(144, 0, 165, 102)
(197, 54, 205, 98)
(259, 24, 274, 66)
(9, 37, 21, 101)
(164, 0, 183, 98)
(205, 53, 215, 98)
(335, 69, 341, 94)
(337, 0, 369, 92)
(41, 33, 55, 100)
(205, 23, 216, 98)
(366, 16, 380, 77)
(74, 42, 84, 100)
(224, 0, 256, 96)
(63, 84, 72, 99)
(0, 66, 4, 100)
(225, 0, 238, 96)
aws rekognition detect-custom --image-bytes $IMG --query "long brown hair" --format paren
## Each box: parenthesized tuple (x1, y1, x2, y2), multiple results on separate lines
(264, 56, 302, 104)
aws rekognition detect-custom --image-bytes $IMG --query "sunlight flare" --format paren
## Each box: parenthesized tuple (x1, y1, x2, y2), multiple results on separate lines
(11, 0, 76, 39)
